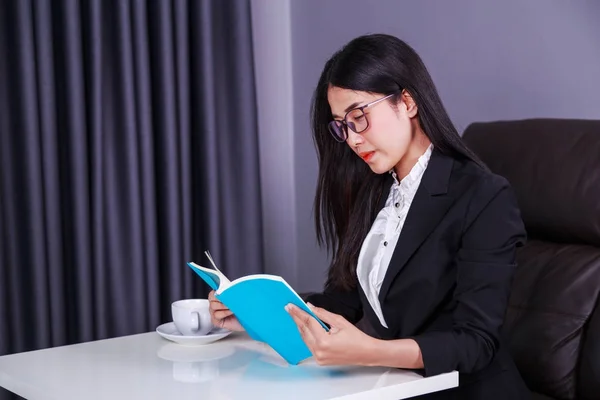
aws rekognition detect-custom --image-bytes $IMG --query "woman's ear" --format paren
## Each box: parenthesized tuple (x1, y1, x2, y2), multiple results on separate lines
(402, 90, 418, 118)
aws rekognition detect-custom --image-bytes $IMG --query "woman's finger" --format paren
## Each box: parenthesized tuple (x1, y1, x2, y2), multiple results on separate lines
(213, 309, 234, 320)
(308, 303, 345, 329)
(209, 300, 229, 311)
(211, 315, 228, 329)
(286, 305, 317, 349)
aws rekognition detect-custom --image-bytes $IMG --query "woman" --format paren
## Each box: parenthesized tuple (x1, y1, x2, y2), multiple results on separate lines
(209, 34, 530, 399)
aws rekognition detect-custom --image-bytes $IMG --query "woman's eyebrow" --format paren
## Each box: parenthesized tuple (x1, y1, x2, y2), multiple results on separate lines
(332, 101, 362, 118)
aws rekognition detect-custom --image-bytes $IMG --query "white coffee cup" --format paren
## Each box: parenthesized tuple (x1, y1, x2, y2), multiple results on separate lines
(172, 299, 214, 336)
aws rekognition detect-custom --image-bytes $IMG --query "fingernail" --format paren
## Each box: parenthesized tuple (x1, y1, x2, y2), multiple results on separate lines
(307, 302, 314, 309)
(284, 304, 290, 312)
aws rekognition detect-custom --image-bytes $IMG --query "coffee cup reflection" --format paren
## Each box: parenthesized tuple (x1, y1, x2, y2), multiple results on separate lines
(157, 343, 235, 383)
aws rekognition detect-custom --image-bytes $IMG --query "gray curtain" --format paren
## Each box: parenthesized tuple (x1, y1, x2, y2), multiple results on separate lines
(0, 0, 264, 359)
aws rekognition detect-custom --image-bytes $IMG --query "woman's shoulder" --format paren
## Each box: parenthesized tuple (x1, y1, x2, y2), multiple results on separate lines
(452, 155, 513, 195)
(449, 155, 527, 247)
(450, 155, 520, 217)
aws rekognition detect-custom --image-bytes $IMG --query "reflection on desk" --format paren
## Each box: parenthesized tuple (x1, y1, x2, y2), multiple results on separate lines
(0, 330, 458, 400)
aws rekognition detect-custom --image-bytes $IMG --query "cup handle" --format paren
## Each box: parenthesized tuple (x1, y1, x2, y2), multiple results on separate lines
(199, 311, 213, 334)
(191, 312, 200, 333)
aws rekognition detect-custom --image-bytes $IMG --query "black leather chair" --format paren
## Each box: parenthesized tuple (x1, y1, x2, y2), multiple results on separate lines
(463, 119, 600, 400)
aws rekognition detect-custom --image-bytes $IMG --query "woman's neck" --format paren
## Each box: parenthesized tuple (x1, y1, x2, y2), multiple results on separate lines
(393, 133, 431, 181)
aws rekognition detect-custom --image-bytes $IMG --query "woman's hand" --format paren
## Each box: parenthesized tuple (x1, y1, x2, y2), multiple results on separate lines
(286, 303, 380, 366)
(208, 290, 245, 332)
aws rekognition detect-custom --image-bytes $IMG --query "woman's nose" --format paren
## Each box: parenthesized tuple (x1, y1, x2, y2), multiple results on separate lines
(346, 129, 364, 147)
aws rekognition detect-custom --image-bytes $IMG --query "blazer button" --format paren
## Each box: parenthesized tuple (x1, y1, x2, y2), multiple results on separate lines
(395, 202, 400, 208)
(383, 241, 388, 246)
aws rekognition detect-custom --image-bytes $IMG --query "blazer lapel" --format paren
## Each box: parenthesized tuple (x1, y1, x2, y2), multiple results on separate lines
(378, 150, 456, 303)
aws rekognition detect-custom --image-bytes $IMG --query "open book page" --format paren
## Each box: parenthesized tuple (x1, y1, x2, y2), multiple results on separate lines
(204, 250, 232, 289)
(187, 265, 231, 292)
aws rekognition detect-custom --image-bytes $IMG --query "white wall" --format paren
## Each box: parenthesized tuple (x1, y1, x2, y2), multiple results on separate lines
(250, 0, 298, 284)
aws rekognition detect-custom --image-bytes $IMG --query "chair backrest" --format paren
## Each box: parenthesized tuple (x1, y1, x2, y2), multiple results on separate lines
(463, 119, 600, 400)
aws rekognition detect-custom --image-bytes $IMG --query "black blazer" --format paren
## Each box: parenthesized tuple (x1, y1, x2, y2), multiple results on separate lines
(305, 149, 531, 399)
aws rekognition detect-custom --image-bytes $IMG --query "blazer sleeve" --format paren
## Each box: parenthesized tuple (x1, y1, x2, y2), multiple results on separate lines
(411, 175, 526, 376)
(302, 281, 363, 324)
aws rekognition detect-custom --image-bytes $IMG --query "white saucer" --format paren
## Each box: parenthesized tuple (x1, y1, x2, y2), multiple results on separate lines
(156, 322, 232, 346)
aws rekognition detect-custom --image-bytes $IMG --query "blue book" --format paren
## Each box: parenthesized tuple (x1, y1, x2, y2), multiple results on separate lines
(186, 252, 329, 365)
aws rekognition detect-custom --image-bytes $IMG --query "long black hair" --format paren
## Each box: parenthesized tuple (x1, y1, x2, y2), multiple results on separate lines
(311, 33, 485, 291)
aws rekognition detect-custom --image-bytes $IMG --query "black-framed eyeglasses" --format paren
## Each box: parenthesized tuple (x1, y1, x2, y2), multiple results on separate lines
(328, 92, 398, 142)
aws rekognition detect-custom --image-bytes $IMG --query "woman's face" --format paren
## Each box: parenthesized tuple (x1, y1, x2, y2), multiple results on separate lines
(327, 86, 420, 175)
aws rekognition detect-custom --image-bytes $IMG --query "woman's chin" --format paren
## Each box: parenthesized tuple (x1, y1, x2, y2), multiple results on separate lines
(369, 163, 393, 175)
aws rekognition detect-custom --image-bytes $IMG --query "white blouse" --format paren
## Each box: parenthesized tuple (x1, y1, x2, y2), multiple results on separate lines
(356, 144, 434, 328)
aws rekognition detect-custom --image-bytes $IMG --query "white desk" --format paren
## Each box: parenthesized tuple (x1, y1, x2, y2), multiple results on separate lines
(0, 331, 458, 399)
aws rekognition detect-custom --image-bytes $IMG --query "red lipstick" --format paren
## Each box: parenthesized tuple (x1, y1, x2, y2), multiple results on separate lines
(359, 151, 375, 162)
